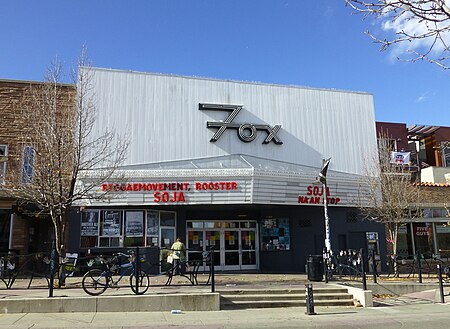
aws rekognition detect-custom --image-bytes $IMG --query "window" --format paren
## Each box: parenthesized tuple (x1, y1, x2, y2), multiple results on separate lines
(441, 142, 450, 167)
(159, 211, 176, 248)
(0, 145, 7, 184)
(22, 146, 35, 184)
(80, 210, 99, 248)
(146, 210, 159, 246)
(260, 218, 290, 251)
(435, 223, 450, 256)
(99, 210, 122, 247)
(124, 211, 144, 247)
(79, 209, 176, 249)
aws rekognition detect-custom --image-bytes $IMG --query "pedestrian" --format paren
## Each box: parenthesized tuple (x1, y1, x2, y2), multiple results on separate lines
(170, 237, 186, 274)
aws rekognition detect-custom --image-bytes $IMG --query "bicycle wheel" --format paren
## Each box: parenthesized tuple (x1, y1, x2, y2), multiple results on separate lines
(82, 269, 109, 296)
(338, 265, 357, 280)
(130, 271, 150, 295)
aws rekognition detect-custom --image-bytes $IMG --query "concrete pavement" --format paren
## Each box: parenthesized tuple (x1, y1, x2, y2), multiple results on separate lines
(0, 273, 448, 328)
(0, 302, 449, 328)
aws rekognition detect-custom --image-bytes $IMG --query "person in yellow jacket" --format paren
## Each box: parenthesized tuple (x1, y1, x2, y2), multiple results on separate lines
(170, 237, 186, 274)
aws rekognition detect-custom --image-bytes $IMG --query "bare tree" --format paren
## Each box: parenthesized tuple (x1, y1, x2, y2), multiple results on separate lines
(359, 134, 421, 264)
(346, 1, 450, 69)
(5, 47, 128, 255)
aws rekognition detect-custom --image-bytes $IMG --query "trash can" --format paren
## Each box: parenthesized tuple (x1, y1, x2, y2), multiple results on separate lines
(306, 255, 324, 282)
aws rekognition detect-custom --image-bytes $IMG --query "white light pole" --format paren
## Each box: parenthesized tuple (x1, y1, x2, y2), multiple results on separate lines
(317, 158, 332, 281)
(317, 158, 332, 254)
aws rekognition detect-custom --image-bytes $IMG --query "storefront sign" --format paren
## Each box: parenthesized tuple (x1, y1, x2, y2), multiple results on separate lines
(199, 103, 283, 145)
(414, 226, 431, 236)
(101, 181, 238, 204)
(297, 185, 341, 205)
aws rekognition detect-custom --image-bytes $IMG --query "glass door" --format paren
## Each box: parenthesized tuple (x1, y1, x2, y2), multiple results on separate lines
(187, 230, 204, 263)
(160, 227, 175, 272)
(186, 220, 258, 271)
(223, 221, 240, 270)
(240, 229, 257, 270)
(205, 230, 221, 268)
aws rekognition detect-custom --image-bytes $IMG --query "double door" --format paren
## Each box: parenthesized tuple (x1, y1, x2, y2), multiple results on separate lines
(187, 221, 258, 271)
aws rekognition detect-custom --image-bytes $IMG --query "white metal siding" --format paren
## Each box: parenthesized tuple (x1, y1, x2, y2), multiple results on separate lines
(87, 68, 377, 176)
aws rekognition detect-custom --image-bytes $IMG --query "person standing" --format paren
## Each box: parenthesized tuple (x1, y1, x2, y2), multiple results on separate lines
(170, 237, 185, 274)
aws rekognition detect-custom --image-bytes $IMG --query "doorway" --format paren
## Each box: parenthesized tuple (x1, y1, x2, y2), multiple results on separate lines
(186, 220, 258, 271)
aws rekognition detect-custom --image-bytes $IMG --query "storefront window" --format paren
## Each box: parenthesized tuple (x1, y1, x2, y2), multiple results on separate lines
(80, 210, 99, 248)
(204, 221, 221, 228)
(396, 225, 411, 258)
(435, 224, 450, 256)
(146, 211, 159, 246)
(260, 218, 290, 251)
(80, 209, 176, 249)
(124, 211, 144, 247)
(160, 211, 175, 226)
(432, 209, 446, 218)
(240, 221, 256, 228)
(223, 222, 239, 228)
(99, 210, 122, 247)
(187, 221, 203, 229)
(422, 209, 433, 218)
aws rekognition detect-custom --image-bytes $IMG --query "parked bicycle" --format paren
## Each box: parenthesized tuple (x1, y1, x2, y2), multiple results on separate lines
(82, 251, 150, 296)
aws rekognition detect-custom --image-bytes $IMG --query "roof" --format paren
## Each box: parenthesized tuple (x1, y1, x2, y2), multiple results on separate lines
(414, 182, 450, 187)
(408, 124, 441, 139)
(0, 78, 74, 88)
(86, 66, 373, 96)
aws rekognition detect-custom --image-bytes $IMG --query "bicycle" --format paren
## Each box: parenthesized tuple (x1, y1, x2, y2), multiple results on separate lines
(82, 252, 150, 296)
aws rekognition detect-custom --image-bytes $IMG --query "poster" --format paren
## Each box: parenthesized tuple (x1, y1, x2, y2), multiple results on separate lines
(229, 235, 235, 245)
(81, 211, 99, 236)
(125, 211, 144, 237)
(102, 211, 121, 236)
(146, 211, 158, 236)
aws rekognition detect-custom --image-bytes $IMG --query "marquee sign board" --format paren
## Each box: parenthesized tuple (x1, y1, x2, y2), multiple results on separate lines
(199, 103, 283, 145)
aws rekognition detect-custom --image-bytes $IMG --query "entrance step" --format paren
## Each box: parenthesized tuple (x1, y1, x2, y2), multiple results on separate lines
(218, 287, 355, 310)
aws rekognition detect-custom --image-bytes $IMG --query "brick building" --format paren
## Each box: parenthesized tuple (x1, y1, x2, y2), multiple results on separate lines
(375, 121, 450, 258)
(0, 79, 75, 255)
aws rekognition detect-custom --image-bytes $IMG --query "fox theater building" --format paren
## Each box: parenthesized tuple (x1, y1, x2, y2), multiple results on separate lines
(70, 67, 387, 273)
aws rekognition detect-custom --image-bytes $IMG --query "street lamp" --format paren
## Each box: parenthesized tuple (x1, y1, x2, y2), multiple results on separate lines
(316, 158, 332, 281)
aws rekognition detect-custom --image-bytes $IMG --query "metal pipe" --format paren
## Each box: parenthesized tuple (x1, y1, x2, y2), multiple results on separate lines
(437, 264, 445, 303)
(371, 250, 377, 284)
(135, 247, 139, 294)
(210, 247, 215, 293)
(361, 248, 367, 291)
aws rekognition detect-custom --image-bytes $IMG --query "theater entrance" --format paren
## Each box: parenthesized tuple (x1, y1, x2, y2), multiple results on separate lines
(186, 220, 258, 271)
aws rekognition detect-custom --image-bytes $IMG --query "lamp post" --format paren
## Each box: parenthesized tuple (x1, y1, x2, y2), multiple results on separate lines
(317, 158, 332, 280)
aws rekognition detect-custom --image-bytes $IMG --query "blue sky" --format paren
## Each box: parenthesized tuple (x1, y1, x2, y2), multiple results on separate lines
(1, 0, 448, 127)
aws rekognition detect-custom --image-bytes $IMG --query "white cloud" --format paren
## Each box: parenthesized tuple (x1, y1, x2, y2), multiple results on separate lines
(379, 3, 450, 61)
(415, 91, 432, 103)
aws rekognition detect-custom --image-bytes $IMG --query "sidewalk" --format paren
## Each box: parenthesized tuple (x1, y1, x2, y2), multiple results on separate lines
(0, 273, 448, 313)
(0, 301, 449, 328)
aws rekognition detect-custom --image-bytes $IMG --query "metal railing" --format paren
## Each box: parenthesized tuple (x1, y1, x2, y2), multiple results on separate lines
(0, 245, 216, 297)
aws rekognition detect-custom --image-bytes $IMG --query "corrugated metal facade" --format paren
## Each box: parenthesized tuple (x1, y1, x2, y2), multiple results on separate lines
(87, 68, 377, 176)
(71, 69, 387, 271)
